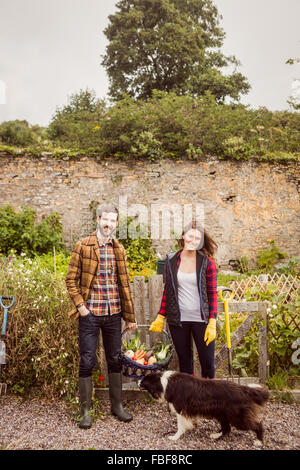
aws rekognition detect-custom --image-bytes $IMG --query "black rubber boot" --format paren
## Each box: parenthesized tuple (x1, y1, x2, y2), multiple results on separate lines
(108, 372, 132, 422)
(78, 376, 93, 429)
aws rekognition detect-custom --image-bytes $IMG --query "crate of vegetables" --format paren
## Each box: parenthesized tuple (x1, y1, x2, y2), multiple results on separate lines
(120, 326, 173, 380)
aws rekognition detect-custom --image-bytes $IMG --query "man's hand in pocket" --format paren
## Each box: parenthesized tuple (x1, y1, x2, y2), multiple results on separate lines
(78, 304, 90, 316)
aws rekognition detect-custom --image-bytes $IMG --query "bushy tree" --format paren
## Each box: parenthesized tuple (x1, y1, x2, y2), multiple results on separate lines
(0, 120, 37, 146)
(101, 0, 250, 101)
(47, 88, 106, 148)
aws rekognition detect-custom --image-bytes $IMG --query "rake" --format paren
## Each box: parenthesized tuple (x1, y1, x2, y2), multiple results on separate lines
(0, 295, 15, 395)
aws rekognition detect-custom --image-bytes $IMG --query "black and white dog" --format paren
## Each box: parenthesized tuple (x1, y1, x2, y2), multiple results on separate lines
(140, 371, 269, 444)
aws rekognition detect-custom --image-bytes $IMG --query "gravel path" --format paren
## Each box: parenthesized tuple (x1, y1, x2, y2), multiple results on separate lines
(0, 395, 299, 450)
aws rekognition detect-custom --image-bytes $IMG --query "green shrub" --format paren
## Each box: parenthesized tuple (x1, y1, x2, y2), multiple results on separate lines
(221, 136, 255, 160)
(47, 88, 106, 149)
(43, 89, 300, 161)
(32, 251, 71, 279)
(118, 216, 157, 279)
(256, 240, 287, 271)
(275, 257, 300, 277)
(0, 120, 37, 146)
(131, 130, 163, 161)
(237, 255, 250, 274)
(0, 205, 63, 256)
(0, 254, 78, 398)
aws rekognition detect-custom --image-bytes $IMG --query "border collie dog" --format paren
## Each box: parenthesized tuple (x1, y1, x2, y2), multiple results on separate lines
(140, 371, 269, 444)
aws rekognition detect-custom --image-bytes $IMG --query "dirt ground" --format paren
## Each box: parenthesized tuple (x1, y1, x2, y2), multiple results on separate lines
(0, 394, 299, 451)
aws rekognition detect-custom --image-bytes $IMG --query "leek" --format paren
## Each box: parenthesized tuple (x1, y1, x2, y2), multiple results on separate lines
(156, 343, 172, 361)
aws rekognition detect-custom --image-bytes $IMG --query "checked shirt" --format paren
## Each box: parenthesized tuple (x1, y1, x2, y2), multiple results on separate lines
(86, 240, 121, 316)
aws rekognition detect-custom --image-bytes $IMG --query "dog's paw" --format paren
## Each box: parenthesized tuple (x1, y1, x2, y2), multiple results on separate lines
(253, 439, 263, 447)
(210, 432, 223, 440)
(168, 434, 180, 441)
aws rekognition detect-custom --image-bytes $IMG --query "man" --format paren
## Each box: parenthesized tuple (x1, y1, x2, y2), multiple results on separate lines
(66, 204, 137, 429)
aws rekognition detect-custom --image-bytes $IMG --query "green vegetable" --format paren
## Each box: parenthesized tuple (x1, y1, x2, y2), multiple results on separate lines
(122, 329, 148, 352)
(156, 343, 172, 361)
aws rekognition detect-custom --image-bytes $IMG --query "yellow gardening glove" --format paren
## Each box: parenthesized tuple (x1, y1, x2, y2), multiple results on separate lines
(149, 314, 165, 332)
(204, 318, 216, 346)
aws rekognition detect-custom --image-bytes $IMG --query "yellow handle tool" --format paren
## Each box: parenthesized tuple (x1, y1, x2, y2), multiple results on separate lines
(218, 287, 235, 377)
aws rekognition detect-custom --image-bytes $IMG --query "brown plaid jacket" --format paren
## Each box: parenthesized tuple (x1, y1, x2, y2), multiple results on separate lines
(65, 232, 135, 322)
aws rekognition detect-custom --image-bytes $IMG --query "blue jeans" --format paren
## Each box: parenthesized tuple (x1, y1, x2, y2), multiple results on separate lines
(78, 311, 122, 378)
(169, 322, 215, 378)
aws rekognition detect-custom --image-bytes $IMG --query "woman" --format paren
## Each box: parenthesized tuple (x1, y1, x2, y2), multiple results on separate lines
(150, 221, 218, 379)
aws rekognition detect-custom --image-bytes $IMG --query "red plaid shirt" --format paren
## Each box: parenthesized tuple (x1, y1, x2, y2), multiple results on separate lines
(86, 240, 121, 316)
(159, 252, 217, 320)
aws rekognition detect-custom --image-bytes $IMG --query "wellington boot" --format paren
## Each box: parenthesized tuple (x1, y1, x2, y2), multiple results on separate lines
(108, 372, 132, 422)
(78, 376, 93, 429)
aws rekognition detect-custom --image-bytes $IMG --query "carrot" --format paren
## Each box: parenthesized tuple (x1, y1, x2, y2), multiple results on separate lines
(135, 350, 146, 359)
(133, 350, 142, 360)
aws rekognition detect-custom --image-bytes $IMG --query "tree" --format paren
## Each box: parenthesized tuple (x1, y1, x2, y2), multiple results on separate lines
(47, 88, 106, 147)
(101, 0, 250, 101)
(0, 119, 37, 146)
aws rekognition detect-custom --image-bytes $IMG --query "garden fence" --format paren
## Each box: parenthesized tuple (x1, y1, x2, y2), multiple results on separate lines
(97, 275, 273, 386)
(230, 274, 300, 364)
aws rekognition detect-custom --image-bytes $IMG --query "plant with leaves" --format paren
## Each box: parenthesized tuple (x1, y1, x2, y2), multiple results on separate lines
(47, 88, 106, 148)
(102, 0, 250, 101)
(230, 285, 300, 377)
(256, 240, 287, 272)
(0, 253, 77, 398)
(0, 119, 38, 146)
(118, 215, 157, 270)
(0, 204, 63, 256)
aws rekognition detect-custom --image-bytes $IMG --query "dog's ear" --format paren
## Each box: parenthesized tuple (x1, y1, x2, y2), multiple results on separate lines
(146, 372, 164, 399)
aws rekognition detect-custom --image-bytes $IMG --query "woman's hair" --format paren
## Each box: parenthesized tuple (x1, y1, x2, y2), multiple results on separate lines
(177, 220, 219, 270)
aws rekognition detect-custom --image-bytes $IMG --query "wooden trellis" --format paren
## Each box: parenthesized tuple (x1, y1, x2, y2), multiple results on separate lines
(230, 273, 300, 364)
(229, 273, 299, 304)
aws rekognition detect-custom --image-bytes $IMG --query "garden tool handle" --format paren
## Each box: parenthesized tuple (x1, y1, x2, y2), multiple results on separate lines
(217, 287, 234, 302)
(218, 288, 234, 349)
(0, 296, 15, 338)
(0, 296, 15, 309)
(1, 308, 8, 338)
(224, 305, 231, 349)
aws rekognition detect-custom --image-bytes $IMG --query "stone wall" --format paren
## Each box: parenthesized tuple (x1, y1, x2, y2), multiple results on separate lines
(0, 151, 299, 269)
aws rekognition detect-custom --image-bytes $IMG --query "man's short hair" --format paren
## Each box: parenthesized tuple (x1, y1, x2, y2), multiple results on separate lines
(96, 204, 119, 220)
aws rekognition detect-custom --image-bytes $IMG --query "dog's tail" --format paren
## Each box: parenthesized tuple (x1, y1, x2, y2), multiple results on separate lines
(245, 384, 269, 405)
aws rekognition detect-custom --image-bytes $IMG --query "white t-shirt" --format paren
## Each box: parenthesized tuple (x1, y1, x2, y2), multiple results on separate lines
(177, 269, 204, 322)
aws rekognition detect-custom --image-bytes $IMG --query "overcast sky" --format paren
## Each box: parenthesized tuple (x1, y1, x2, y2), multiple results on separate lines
(0, 0, 299, 127)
